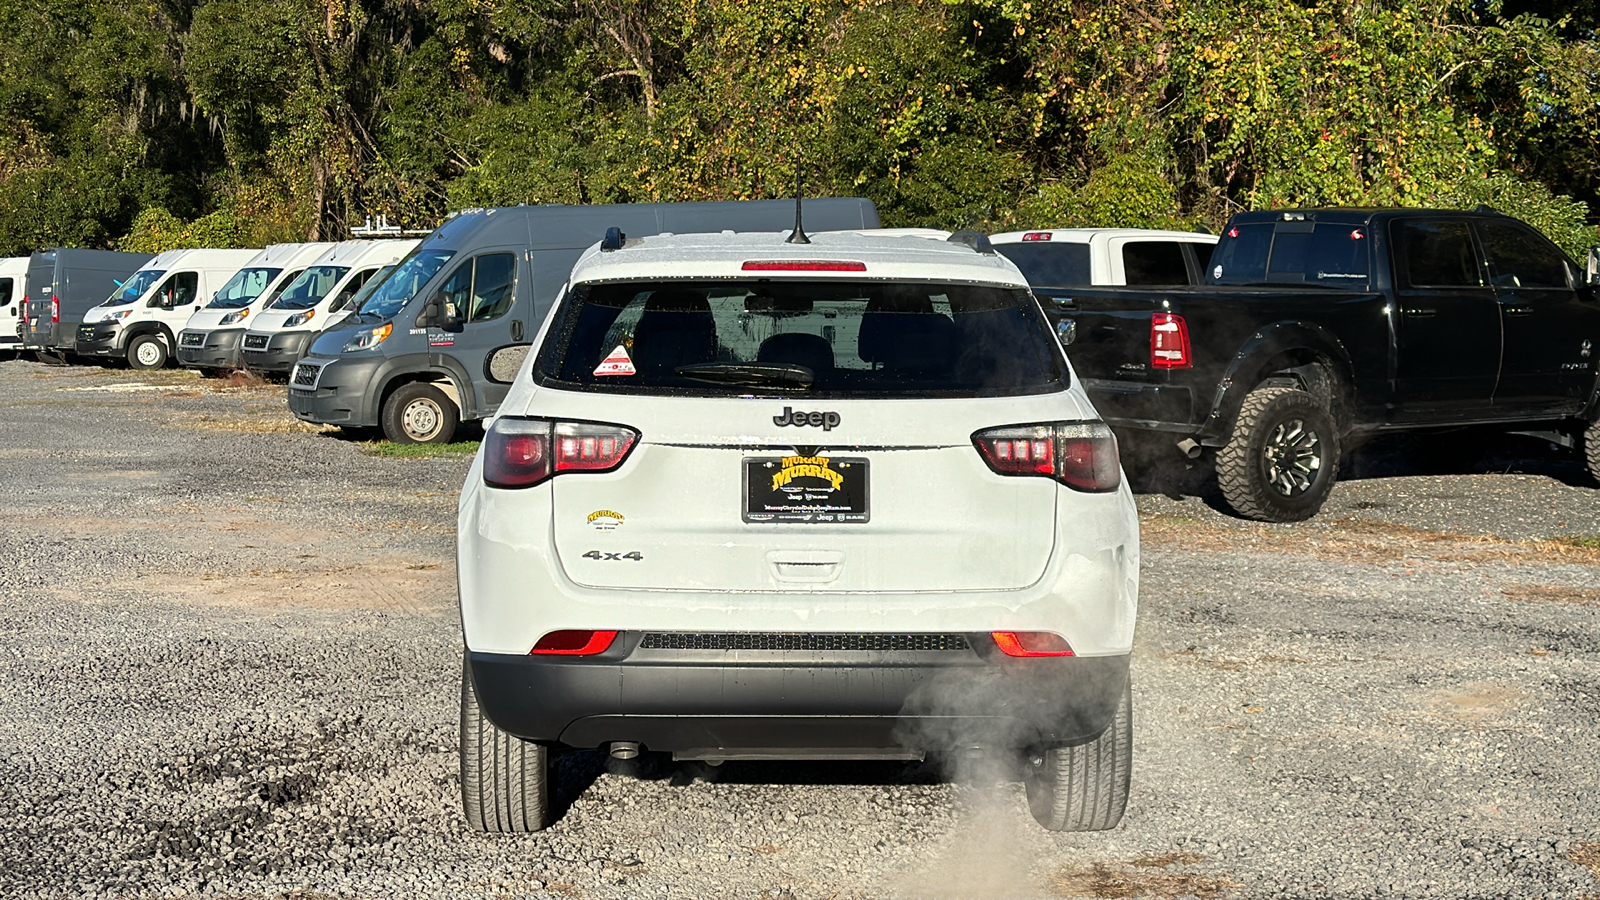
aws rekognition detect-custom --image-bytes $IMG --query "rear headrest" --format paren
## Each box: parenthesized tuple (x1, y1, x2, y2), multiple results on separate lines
(858, 295, 938, 364)
(643, 289, 710, 314)
(757, 332, 834, 374)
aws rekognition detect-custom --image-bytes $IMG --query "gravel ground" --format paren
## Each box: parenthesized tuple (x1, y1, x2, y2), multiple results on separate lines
(2, 357, 1598, 900)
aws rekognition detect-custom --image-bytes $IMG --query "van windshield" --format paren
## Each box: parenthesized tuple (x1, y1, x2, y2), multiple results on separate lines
(271, 266, 351, 310)
(104, 270, 165, 306)
(208, 267, 283, 309)
(357, 249, 454, 320)
(535, 279, 1067, 398)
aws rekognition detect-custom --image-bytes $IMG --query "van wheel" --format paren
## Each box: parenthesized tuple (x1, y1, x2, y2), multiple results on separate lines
(461, 663, 553, 832)
(1024, 677, 1132, 832)
(1584, 420, 1600, 487)
(382, 382, 459, 444)
(1216, 386, 1340, 522)
(128, 334, 169, 370)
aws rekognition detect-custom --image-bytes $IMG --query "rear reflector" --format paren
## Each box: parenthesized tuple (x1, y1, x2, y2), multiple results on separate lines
(992, 631, 1075, 657)
(973, 422, 1120, 492)
(530, 630, 619, 655)
(484, 417, 639, 489)
(740, 260, 867, 272)
(1150, 312, 1191, 369)
(1021, 232, 1053, 242)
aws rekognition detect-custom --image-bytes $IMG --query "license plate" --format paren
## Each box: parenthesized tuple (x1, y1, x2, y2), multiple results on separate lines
(743, 455, 869, 524)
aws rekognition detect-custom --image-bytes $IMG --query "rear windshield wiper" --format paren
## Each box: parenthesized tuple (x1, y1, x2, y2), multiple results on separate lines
(674, 363, 815, 389)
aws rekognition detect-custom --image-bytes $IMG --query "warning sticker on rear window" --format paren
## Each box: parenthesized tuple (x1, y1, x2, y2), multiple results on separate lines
(593, 344, 636, 377)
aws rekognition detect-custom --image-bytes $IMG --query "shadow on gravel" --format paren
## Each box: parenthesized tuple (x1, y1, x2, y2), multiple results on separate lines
(1122, 428, 1596, 511)
(581, 751, 948, 791)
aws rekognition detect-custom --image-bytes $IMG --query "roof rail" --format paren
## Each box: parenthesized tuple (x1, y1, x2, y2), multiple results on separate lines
(947, 230, 996, 255)
(601, 227, 626, 252)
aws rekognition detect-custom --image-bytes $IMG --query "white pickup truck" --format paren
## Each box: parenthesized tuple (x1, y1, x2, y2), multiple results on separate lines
(989, 228, 1219, 288)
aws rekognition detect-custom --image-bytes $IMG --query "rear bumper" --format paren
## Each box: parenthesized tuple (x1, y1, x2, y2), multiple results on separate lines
(242, 331, 314, 373)
(287, 355, 384, 426)
(74, 322, 124, 357)
(177, 328, 244, 369)
(468, 642, 1130, 755)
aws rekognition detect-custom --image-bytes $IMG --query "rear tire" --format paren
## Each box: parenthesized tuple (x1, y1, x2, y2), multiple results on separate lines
(128, 334, 169, 370)
(1584, 420, 1600, 487)
(381, 382, 459, 444)
(1024, 677, 1132, 832)
(460, 664, 553, 833)
(1216, 386, 1340, 522)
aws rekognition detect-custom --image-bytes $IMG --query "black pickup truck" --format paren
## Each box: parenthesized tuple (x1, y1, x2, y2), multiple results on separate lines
(1035, 208, 1600, 521)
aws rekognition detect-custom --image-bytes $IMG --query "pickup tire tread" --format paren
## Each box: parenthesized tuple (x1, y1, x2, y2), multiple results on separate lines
(460, 665, 552, 833)
(1024, 677, 1132, 832)
(1584, 420, 1600, 487)
(1217, 386, 1340, 522)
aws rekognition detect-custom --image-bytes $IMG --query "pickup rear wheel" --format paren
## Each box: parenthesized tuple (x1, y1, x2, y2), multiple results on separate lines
(1023, 676, 1132, 832)
(1216, 386, 1340, 522)
(381, 382, 459, 444)
(460, 663, 554, 832)
(1584, 420, 1600, 486)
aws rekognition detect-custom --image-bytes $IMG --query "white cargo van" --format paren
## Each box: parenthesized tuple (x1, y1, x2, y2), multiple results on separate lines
(0, 256, 29, 354)
(176, 243, 334, 372)
(242, 240, 418, 375)
(77, 248, 260, 369)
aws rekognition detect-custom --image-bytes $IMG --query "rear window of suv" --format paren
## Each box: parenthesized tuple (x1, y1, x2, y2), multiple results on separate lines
(535, 280, 1067, 398)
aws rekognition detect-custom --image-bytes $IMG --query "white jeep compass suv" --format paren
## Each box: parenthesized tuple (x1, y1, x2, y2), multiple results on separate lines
(456, 227, 1140, 832)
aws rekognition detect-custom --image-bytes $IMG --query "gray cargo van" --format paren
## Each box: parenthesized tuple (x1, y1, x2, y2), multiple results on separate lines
(287, 198, 879, 443)
(20, 249, 154, 360)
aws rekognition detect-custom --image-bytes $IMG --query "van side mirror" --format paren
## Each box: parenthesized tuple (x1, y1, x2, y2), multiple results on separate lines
(485, 344, 531, 384)
(416, 293, 464, 329)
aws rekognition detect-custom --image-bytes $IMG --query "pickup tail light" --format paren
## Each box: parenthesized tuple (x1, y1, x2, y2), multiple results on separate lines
(484, 417, 639, 489)
(1150, 311, 1191, 369)
(972, 422, 1121, 492)
(530, 630, 618, 656)
(992, 631, 1075, 657)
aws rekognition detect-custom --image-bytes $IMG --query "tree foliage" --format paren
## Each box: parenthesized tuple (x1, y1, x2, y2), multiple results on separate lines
(0, 0, 1595, 257)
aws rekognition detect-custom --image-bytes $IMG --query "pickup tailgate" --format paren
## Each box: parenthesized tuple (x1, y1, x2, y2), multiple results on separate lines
(1039, 285, 1388, 432)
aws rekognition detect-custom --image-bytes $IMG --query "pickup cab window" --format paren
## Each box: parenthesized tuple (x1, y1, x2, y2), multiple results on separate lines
(1393, 220, 1482, 288)
(1478, 220, 1570, 289)
(993, 242, 1091, 286)
(1122, 241, 1190, 285)
(1210, 223, 1370, 289)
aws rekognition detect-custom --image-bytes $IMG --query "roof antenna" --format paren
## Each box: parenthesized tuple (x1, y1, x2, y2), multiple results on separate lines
(786, 167, 810, 245)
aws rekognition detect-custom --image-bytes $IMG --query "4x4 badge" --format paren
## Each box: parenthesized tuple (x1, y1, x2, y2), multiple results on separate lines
(773, 406, 840, 431)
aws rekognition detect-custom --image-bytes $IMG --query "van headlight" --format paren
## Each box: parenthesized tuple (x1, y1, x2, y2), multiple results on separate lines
(342, 323, 393, 352)
(219, 310, 248, 326)
(284, 310, 315, 327)
(100, 310, 132, 322)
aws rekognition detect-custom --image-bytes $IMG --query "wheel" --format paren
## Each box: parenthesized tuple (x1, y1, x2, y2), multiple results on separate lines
(1585, 420, 1600, 487)
(1215, 386, 1340, 522)
(1024, 677, 1132, 832)
(128, 334, 169, 370)
(461, 663, 553, 833)
(381, 382, 459, 444)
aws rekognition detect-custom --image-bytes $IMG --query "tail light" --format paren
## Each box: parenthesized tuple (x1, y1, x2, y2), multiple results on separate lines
(51, 294, 60, 324)
(483, 417, 639, 489)
(973, 422, 1121, 492)
(530, 630, 618, 655)
(992, 631, 1075, 657)
(1150, 312, 1190, 369)
(1021, 232, 1053, 242)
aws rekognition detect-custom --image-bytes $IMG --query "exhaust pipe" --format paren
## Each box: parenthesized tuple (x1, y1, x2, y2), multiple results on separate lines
(609, 741, 641, 760)
(1176, 438, 1202, 459)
